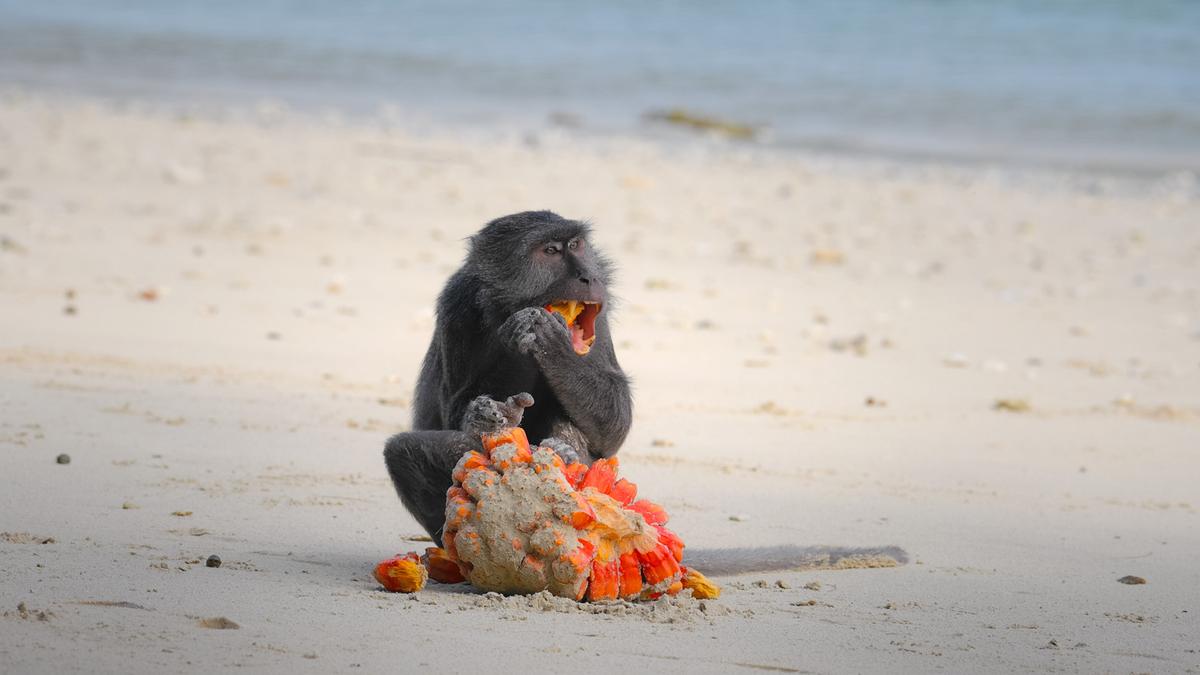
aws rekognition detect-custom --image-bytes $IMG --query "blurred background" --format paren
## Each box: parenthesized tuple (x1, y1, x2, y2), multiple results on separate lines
(1, 0, 1198, 172)
(3, 3, 1200, 672)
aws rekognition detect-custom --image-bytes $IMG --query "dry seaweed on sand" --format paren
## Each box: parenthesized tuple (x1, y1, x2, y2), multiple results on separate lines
(645, 109, 758, 140)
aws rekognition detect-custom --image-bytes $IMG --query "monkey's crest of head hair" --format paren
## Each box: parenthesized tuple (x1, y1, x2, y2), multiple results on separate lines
(466, 210, 612, 307)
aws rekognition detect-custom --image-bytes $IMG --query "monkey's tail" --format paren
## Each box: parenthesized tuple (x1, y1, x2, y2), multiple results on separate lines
(684, 545, 908, 576)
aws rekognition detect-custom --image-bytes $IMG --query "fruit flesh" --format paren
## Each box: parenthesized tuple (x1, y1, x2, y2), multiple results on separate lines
(373, 552, 428, 593)
(441, 428, 699, 601)
(681, 567, 721, 599)
(544, 301, 597, 355)
(422, 547, 465, 584)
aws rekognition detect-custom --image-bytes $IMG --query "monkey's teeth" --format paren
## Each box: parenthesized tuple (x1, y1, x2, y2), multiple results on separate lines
(545, 300, 585, 326)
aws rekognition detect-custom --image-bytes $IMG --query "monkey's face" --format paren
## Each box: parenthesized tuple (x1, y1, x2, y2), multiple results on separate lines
(533, 235, 606, 355)
(468, 212, 613, 352)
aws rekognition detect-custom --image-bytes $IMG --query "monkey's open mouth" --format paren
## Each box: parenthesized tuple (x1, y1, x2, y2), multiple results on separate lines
(544, 301, 600, 355)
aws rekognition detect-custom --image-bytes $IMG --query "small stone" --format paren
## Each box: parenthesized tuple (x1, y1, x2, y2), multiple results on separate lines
(171, 511, 193, 517)
(803, 581, 822, 591)
(728, 514, 749, 522)
(993, 398, 1031, 413)
(830, 334, 868, 356)
(121, 502, 139, 510)
(162, 162, 206, 186)
(55, 454, 70, 465)
(1117, 575, 1146, 585)
(775, 580, 790, 589)
(206, 555, 222, 568)
(752, 580, 770, 588)
(810, 249, 845, 266)
(942, 352, 970, 368)
(1, 235, 28, 254)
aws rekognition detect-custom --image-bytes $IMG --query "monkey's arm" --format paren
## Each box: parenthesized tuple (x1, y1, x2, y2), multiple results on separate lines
(500, 308, 631, 459)
(538, 351, 631, 459)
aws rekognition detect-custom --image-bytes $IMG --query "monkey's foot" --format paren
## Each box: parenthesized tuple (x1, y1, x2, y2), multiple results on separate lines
(461, 393, 534, 436)
(540, 437, 582, 465)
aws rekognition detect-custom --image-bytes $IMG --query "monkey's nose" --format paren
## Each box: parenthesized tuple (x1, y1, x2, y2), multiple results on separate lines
(578, 276, 591, 285)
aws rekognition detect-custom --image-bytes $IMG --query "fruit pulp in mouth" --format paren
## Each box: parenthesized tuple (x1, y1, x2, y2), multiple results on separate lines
(544, 300, 599, 355)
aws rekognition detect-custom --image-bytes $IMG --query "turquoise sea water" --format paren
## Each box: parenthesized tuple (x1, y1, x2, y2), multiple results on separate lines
(1, 1, 1197, 171)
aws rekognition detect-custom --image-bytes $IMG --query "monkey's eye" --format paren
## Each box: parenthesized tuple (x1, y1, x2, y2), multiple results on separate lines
(567, 238, 583, 252)
(543, 244, 561, 255)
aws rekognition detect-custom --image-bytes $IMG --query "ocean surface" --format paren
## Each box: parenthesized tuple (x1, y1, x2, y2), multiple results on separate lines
(1, 0, 1197, 172)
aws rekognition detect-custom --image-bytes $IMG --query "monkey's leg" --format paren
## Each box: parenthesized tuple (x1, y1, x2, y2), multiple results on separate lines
(540, 421, 591, 465)
(383, 430, 480, 545)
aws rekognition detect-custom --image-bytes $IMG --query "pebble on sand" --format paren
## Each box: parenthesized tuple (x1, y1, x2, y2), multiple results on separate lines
(993, 398, 1032, 413)
(55, 454, 70, 465)
(1117, 575, 1146, 585)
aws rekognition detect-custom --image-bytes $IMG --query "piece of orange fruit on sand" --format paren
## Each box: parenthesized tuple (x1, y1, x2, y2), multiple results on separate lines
(373, 552, 428, 593)
(434, 426, 716, 602)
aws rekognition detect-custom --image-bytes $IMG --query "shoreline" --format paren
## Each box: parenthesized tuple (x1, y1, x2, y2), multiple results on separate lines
(4, 84, 1200, 182)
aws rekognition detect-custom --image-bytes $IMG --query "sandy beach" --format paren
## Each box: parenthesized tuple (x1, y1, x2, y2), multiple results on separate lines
(1, 91, 1198, 673)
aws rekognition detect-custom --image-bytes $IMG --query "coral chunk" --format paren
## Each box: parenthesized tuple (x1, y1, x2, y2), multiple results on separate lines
(432, 421, 693, 602)
(681, 567, 721, 599)
(562, 462, 588, 489)
(422, 547, 465, 584)
(579, 458, 618, 493)
(656, 525, 685, 563)
(586, 558, 620, 601)
(608, 478, 638, 505)
(617, 551, 643, 599)
(637, 543, 681, 585)
(628, 499, 669, 525)
(481, 426, 530, 453)
(567, 492, 597, 529)
(373, 552, 428, 593)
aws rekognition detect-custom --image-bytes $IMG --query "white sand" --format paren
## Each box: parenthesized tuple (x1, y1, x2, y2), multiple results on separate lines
(1, 91, 1198, 673)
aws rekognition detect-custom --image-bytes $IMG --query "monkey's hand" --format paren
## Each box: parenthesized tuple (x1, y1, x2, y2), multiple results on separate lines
(461, 393, 534, 436)
(499, 307, 572, 358)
